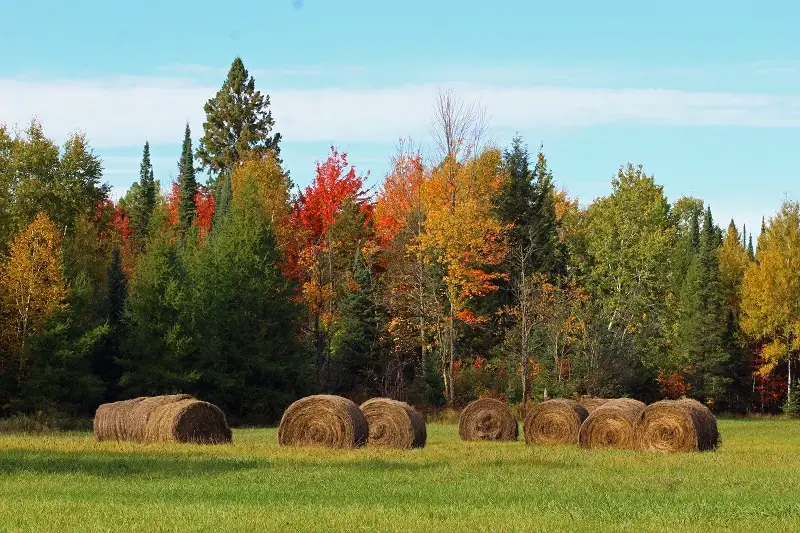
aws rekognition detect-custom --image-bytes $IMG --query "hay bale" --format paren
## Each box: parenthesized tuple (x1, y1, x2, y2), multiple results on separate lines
(93, 397, 146, 441)
(578, 398, 646, 450)
(140, 398, 232, 444)
(360, 398, 426, 449)
(93, 394, 231, 445)
(458, 398, 518, 442)
(635, 398, 720, 452)
(524, 399, 588, 445)
(127, 394, 194, 442)
(278, 394, 369, 448)
(580, 397, 610, 414)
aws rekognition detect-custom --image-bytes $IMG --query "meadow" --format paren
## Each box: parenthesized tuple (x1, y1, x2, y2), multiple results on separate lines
(1, 419, 799, 532)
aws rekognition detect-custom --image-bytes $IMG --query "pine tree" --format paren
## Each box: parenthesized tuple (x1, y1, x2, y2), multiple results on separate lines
(129, 142, 157, 242)
(197, 57, 281, 184)
(177, 124, 198, 233)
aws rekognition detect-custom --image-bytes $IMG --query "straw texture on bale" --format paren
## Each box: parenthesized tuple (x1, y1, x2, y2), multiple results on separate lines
(524, 399, 589, 445)
(635, 398, 719, 452)
(278, 394, 369, 448)
(580, 397, 611, 414)
(360, 398, 427, 449)
(93, 394, 231, 444)
(458, 398, 518, 441)
(93, 397, 146, 441)
(578, 398, 646, 450)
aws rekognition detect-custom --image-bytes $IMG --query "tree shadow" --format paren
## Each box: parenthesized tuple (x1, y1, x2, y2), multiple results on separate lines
(0, 450, 263, 479)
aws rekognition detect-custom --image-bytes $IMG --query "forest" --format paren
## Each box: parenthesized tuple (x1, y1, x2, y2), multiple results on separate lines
(1, 57, 798, 425)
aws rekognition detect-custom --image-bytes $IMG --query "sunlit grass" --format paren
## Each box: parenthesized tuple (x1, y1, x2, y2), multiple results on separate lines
(1, 419, 799, 532)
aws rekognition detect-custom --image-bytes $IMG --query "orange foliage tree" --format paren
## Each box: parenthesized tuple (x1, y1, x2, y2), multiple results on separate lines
(289, 147, 372, 380)
(418, 149, 508, 402)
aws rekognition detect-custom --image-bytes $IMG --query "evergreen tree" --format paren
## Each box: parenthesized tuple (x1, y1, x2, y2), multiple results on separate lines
(531, 149, 567, 277)
(188, 178, 310, 422)
(129, 142, 157, 242)
(119, 208, 192, 396)
(197, 57, 282, 184)
(177, 124, 198, 233)
(329, 248, 380, 395)
(676, 207, 729, 402)
(94, 247, 127, 400)
(212, 173, 233, 230)
(747, 234, 755, 260)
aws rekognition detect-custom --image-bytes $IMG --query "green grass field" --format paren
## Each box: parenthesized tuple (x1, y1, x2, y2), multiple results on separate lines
(1, 419, 799, 532)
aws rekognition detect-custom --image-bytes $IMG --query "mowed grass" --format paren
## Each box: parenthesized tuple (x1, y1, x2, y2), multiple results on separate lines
(1, 419, 799, 533)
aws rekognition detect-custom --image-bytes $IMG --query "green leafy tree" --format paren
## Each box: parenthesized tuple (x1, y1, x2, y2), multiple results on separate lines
(177, 124, 198, 233)
(197, 57, 282, 183)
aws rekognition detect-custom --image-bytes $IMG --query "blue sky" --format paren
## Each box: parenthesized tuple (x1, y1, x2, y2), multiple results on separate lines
(1, 0, 799, 237)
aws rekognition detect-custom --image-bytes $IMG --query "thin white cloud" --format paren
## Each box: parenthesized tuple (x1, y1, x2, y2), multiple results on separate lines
(1, 77, 800, 148)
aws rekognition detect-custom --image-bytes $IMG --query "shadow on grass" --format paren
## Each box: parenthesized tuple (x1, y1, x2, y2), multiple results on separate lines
(0, 450, 263, 479)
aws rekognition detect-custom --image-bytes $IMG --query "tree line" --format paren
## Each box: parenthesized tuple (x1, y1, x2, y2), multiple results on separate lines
(1, 57, 798, 423)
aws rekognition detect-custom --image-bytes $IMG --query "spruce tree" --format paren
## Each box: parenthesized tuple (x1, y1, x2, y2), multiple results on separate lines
(177, 124, 198, 233)
(531, 149, 567, 277)
(197, 57, 281, 184)
(747, 234, 755, 260)
(130, 142, 157, 242)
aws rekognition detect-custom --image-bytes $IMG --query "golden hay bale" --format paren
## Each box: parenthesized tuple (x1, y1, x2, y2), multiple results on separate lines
(359, 398, 426, 449)
(127, 394, 194, 442)
(141, 398, 232, 444)
(580, 397, 611, 414)
(458, 398, 518, 442)
(93, 397, 146, 441)
(578, 398, 646, 450)
(635, 398, 720, 453)
(278, 394, 369, 448)
(524, 399, 588, 445)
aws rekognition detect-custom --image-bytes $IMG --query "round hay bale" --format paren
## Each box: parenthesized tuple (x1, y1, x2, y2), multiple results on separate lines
(524, 399, 588, 445)
(141, 398, 232, 444)
(127, 394, 194, 443)
(458, 398, 518, 442)
(359, 398, 426, 449)
(580, 397, 610, 414)
(93, 397, 146, 441)
(278, 395, 369, 449)
(635, 398, 720, 452)
(578, 398, 646, 450)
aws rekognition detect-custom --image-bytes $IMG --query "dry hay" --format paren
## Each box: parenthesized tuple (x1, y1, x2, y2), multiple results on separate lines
(580, 397, 611, 414)
(278, 394, 369, 449)
(93, 397, 146, 441)
(635, 398, 720, 453)
(359, 398, 426, 449)
(93, 394, 232, 444)
(458, 398, 518, 442)
(578, 398, 646, 450)
(524, 399, 589, 445)
(140, 398, 232, 444)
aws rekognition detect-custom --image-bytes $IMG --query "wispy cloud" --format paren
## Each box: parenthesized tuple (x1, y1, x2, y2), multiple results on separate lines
(1, 76, 799, 148)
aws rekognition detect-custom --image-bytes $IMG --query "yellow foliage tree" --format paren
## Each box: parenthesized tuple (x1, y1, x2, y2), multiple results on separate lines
(741, 202, 800, 400)
(418, 149, 508, 402)
(230, 155, 293, 250)
(0, 212, 68, 379)
(718, 220, 751, 315)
